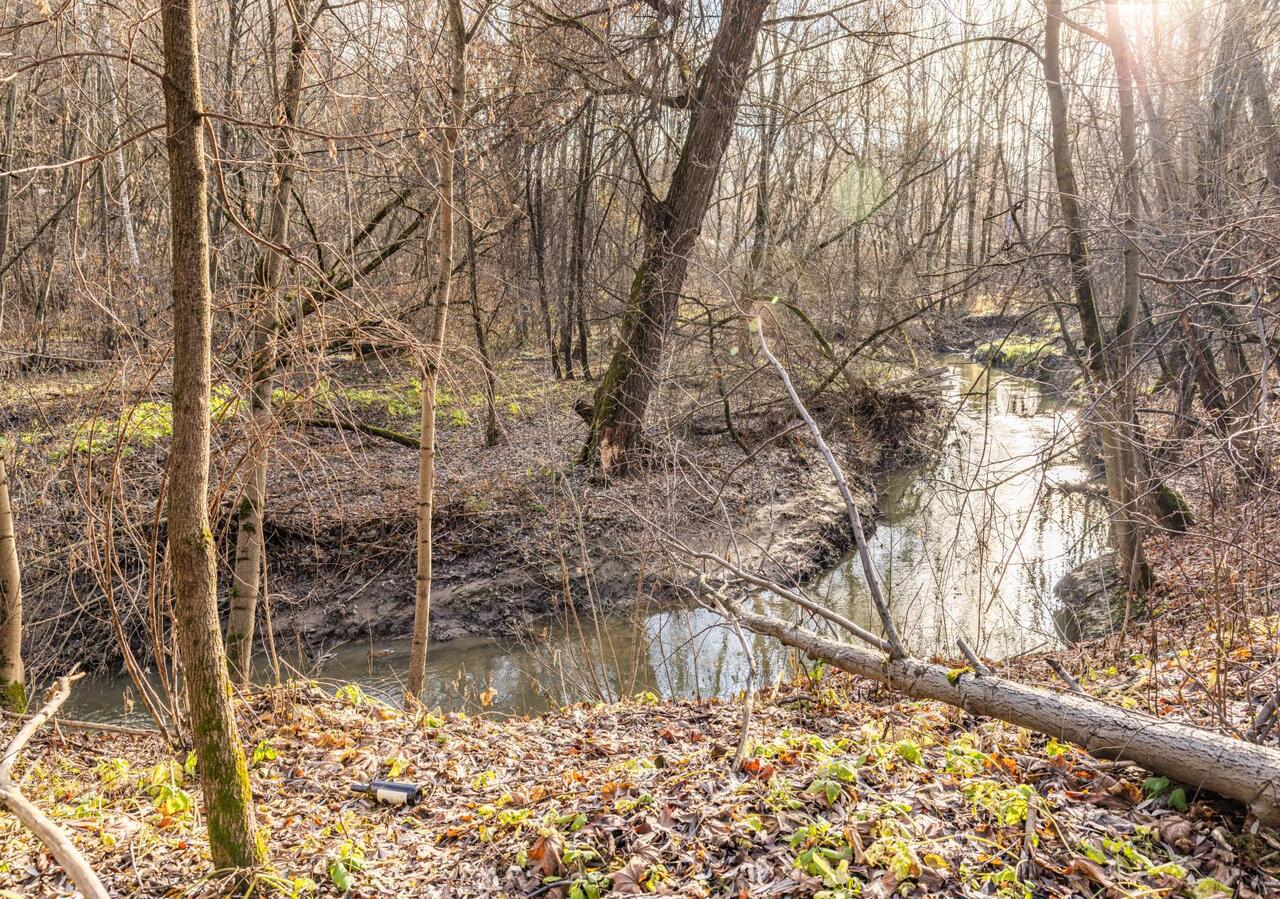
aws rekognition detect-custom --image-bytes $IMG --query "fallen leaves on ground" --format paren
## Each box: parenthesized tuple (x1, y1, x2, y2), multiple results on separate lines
(2, 656, 1278, 898)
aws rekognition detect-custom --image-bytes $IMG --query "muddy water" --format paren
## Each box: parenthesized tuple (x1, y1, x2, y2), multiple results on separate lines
(71, 359, 1106, 723)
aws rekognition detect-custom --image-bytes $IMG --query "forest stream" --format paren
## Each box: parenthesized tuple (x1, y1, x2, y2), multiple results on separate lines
(71, 358, 1107, 724)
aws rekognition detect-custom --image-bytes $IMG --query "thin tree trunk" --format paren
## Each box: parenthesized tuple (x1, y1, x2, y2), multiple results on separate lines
(1043, 0, 1151, 589)
(407, 0, 465, 701)
(1103, 0, 1153, 590)
(1240, 31, 1280, 192)
(459, 168, 502, 446)
(0, 457, 23, 711)
(0, 54, 14, 345)
(526, 146, 560, 378)
(159, 0, 264, 868)
(570, 98, 596, 380)
(97, 39, 141, 273)
(226, 1, 313, 682)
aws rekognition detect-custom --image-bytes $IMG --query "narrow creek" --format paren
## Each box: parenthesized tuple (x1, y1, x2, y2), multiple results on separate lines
(71, 358, 1107, 724)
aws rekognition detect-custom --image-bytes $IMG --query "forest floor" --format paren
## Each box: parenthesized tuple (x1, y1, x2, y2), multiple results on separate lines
(3, 350, 943, 677)
(3, 494, 1279, 898)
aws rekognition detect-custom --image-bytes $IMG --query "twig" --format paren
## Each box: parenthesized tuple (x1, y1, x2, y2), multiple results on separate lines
(701, 577, 756, 771)
(0, 672, 110, 899)
(1247, 691, 1279, 743)
(957, 638, 991, 675)
(1017, 792, 1039, 881)
(753, 317, 907, 659)
(673, 542, 890, 652)
(1047, 658, 1086, 695)
(0, 708, 158, 738)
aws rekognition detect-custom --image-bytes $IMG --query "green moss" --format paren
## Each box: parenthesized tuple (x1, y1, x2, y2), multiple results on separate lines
(1153, 482, 1194, 532)
(974, 338, 1062, 378)
(580, 263, 647, 465)
(0, 677, 26, 714)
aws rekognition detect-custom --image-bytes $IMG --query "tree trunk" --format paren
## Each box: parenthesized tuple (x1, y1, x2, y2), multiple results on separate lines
(1103, 0, 1154, 590)
(97, 38, 141, 273)
(1194, 0, 1268, 475)
(0, 35, 15, 333)
(731, 607, 1280, 826)
(459, 168, 502, 446)
(407, 0, 465, 701)
(526, 146, 561, 379)
(582, 0, 770, 473)
(1240, 29, 1280, 192)
(226, 2, 313, 682)
(159, 0, 264, 869)
(570, 98, 596, 380)
(1043, 0, 1151, 588)
(0, 457, 23, 711)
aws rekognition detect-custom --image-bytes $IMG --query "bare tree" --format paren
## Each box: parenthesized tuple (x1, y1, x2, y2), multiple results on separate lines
(226, 0, 321, 683)
(408, 0, 467, 701)
(1042, 0, 1151, 589)
(581, 0, 771, 473)
(159, 0, 264, 868)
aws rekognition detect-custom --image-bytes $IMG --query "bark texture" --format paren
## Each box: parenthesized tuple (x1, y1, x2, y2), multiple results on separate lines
(1043, 0, 1151, 588)
(160, 0, 264, 869)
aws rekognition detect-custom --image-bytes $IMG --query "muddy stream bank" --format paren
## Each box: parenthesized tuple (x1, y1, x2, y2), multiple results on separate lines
(71, 358, 1106, 723)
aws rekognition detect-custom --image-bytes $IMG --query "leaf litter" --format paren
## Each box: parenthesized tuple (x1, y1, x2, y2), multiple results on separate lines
(2, 627, 1278, 898)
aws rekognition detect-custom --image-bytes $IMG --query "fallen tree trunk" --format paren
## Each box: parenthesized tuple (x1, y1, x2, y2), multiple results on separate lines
(304, 416, 420, 449)
(731, 604, 1280, 825)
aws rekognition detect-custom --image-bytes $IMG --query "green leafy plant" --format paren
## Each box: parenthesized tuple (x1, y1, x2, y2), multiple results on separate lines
(962, 779, 1033, 826)
(327, 841, 366, 893)
(252, 739, 278, 766)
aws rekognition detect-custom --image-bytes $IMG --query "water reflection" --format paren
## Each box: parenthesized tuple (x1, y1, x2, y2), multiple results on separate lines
(818, 360, 1106, 659)
(70, 359, 1105, 723)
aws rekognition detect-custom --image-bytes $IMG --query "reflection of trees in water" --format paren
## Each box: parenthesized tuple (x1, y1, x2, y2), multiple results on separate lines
(813, 363, 1107, 659)
(994, 382, 1043, 418)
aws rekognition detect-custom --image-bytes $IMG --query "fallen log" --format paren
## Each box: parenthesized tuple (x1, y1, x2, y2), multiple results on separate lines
(304, 416, 419, 449)
(730, 604, 1280, 825)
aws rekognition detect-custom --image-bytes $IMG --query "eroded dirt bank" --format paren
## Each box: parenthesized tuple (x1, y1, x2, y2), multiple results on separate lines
(4, 359, 944, 676)
(256, 370, 944, 655)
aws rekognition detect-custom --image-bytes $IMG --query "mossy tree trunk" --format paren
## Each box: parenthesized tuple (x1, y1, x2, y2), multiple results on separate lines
(226, 0, 315, 683)
(0, 456, 24, 712)
(407, 0, 465, 702)
(159, 0, 265, 870)
(582, 0, 770, 474)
